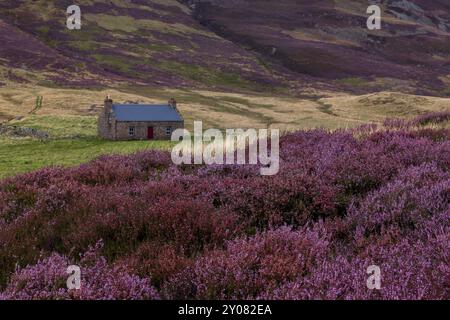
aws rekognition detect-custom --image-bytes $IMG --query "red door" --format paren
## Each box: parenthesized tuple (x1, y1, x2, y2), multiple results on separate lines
(147, 127, 154, 140)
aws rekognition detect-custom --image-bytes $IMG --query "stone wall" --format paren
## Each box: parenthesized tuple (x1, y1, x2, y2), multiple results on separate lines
(97, 111, 116, 140)
(114, 121, 184, 140)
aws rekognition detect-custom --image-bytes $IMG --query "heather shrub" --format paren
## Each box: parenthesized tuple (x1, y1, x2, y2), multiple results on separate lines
(405, 128, 449, 142)
(163, 226, 330, 299)
(0, 179, 241, 288)
(63, 196, 242, 259)
(382, 118, 409, 129)
(0, 184, 37, 225)
(382, 111, 450, 129)
(125, 243, 193, 288)
(69, 151, 174, 185)
(345, 163, 450, 248)
(410, 111, 450, 126)
(263, 236, 448, 300)
(0, 242, 159, 300)
(208, 171, 337, 229)
(0, 115, 448, 299)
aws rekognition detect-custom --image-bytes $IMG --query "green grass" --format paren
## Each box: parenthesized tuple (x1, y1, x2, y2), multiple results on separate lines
(0, 138, 174, 179)
(138, 42, 178, 52)
(0, 115, 174, 178)
(441, 86, 450, 97)
(316, 100, 338, 116)
(68, 41, 104, 52)
(36, 25, 50, 35)
(335, 77, 370, 88)
(159, 61, 271, 91)
(92, 54, 133, 73)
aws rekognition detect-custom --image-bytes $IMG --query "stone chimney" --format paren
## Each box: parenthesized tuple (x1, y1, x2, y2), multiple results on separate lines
(104, 95, 113, 113)
(168, 98, 177, 109)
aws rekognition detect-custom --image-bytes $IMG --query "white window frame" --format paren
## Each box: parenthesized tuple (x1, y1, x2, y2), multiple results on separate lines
(166, 126, 172, 136)
(128, 126, 135, 136)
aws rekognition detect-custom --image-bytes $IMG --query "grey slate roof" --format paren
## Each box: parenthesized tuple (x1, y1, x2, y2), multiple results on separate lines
(112, 104, 183, 122)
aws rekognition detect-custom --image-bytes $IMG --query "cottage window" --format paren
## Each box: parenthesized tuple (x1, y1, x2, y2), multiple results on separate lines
(166, 127, 172, 135)
(128, 126, 135, 136)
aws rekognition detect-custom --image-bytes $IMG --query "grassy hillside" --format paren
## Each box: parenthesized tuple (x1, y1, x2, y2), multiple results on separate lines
(0, 0, 294, 91)
(0, 138, 173, 178)
(2, 85, 450, 127)
(0, 114, 174, 178)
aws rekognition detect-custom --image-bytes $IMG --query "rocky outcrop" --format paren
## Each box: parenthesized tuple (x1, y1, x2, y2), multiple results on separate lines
(0, 125, 49, 139)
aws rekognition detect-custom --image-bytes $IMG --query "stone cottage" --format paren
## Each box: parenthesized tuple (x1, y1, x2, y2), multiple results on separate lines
(98, 97, 184, 140)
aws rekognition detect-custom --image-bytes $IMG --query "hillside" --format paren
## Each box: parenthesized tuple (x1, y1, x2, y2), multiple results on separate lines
(183, 0, 450, 95)
(0, 0, 299, 91)
(1, 0, 450, 95)
(0, 0, 450, 103)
